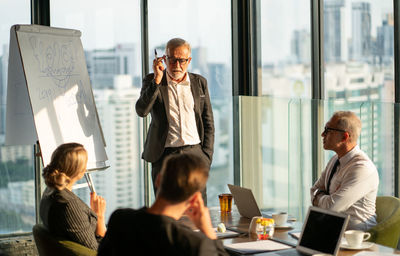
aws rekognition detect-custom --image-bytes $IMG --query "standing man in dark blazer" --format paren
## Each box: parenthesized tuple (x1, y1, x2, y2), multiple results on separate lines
(136, 38, 214, 204)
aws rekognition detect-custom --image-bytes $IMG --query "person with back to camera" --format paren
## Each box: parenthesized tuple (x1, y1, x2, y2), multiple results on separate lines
(97, 153, 228, 256)
(40, 143, 106, 250)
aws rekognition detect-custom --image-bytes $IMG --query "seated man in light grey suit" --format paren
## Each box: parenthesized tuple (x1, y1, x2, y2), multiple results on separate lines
(136, 38, 214, 203)
(311, 111, 379, 230)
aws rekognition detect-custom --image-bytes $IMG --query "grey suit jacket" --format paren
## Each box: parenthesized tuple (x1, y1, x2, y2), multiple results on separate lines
(39, 187, 100, 250)
(135, 72, 214, 163)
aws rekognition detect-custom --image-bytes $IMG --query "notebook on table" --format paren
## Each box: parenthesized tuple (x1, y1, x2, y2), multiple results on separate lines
(224, 206, 349, 256)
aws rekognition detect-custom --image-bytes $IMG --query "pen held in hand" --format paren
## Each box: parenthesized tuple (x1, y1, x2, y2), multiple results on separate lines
(154, 49, 158, 58)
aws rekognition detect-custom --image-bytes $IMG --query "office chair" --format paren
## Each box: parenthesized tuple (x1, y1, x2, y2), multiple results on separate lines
(32, 224, 97, 256)
(368, 196, 400, 248)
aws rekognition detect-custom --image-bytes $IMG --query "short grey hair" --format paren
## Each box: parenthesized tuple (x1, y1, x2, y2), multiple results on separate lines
(332, 111, 362, 143)
(166, 38, 191, 54)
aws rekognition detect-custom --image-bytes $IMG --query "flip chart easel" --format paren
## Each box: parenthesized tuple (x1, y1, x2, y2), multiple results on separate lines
(6, 24, 109, 191)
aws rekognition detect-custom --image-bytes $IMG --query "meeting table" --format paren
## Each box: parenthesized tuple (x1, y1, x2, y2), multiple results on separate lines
(180, 206, 399, 256)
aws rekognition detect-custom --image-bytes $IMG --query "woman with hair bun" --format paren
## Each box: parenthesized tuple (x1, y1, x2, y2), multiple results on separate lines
(40, 143, 106, 250)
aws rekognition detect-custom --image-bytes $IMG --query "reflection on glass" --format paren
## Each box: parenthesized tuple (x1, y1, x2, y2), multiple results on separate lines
(323, 0, 394, 195)
(239, 96, 312, 220)
(51, 0, 144, 220)
(0, 143, 35, 235)
(148, 0, 233, 206)
(260, 0, 311, 98)
(240, 96, 394, 221)
(0, 1, 32, 235)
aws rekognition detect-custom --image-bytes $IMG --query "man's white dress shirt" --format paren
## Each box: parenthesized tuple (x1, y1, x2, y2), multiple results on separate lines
(165, 73, 201, 148)
(310, 145, 379, 230)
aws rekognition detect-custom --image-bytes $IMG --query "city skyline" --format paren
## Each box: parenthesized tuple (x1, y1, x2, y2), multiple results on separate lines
(0, 0, 396, 235)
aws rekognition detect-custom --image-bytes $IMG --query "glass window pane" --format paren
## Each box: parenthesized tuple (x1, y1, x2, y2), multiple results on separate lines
(148, 0, 233, 206)
(240, 96, 313, 220)
(51, 0, 144, 219)
(323, 0, 394, 195)
(0, 0, 32, 235)
(260, 0, 311, 98)
(256, 0, 312, 218)
(0, 145, 35, 235)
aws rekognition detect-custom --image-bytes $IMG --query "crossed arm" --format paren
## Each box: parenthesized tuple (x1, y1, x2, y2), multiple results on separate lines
(310, 165, 377, 212)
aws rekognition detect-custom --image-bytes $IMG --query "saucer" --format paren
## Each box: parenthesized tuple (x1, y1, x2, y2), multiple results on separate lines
(274, 223, 293, 229)
(340, 241, 374, 250)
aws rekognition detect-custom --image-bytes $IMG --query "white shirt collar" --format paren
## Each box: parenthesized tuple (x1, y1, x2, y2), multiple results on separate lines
(338, 145, 360, 166)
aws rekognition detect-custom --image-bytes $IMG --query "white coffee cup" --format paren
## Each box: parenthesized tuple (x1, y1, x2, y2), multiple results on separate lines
(344, 230, 371, 248)
(272, 212, 288, 226)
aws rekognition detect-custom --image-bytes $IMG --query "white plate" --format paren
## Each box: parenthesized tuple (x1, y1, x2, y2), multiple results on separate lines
(274, 223, 293, 229)
(340, 241, 374, 250)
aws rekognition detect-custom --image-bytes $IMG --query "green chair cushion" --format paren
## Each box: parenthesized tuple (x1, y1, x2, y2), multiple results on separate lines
(32, 224, 97, 256)
(368, 196, 400, 249)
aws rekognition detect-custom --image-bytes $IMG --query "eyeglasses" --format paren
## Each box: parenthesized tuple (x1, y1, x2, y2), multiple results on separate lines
(166, 56, 190, 65)
(323, 126, 347, 134)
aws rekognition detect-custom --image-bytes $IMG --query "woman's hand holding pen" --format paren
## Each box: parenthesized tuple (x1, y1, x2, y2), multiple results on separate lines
(90, 192, 107, 237)
(153, 49, 165, 85)
(90, 192, 106, 218)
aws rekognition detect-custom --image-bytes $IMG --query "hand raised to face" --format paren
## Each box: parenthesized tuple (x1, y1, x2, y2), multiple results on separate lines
(153, 55, 165, 85)
(184, 192, 216, 240)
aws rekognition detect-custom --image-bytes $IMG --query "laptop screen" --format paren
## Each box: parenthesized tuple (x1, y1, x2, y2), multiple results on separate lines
(227, 184, 262, 219)
(297, 207, 349, 256)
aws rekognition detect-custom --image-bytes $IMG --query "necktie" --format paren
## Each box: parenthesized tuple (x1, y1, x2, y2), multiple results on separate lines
(327, 159, 340, 194)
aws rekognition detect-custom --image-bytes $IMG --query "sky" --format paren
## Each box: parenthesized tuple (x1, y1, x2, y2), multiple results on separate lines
(0, 0, 395, 63)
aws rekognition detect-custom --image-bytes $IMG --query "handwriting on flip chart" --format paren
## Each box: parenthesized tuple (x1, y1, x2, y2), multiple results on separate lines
(29, 36, 88, 107)
(7, 24, 108, 170)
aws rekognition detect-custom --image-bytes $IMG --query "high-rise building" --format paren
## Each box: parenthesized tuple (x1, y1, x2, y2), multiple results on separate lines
(0, 145, 33, 165)
(191, 46, 208, 75)
(325, 62, 393, 195)
(85, 43, 139, 90)
(291, 29, 311, 65)
(376, 13, 394, 65)
(0, 44, 9, 138)
(351, 2, 371, 62)
(90, 75, 143, 219)
(206, 63, 231, 98)
(324, 0, 347, 63)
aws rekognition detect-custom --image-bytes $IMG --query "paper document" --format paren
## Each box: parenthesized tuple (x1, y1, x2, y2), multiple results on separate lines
(214, 228, 241, 239)
(225, 239, 292, 254)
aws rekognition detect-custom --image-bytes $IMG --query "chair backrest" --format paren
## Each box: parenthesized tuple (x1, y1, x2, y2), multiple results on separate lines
(368, 196, 400, 248)
(32, 224, 97, 256)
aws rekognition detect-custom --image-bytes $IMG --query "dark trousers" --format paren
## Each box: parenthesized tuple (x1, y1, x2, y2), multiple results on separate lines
(151, 144, 210, 205)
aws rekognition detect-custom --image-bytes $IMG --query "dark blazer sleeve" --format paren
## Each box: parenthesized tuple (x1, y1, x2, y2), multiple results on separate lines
(51, 199, 99, 250)
(135, 74, 160, 117)
(199, 76, 215, 162)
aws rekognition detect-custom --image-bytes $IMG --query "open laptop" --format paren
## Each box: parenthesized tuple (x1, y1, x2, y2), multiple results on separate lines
(225, 206, 349, 256)
(274, 206, 349, 256)
(228, 184, 264, 218)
